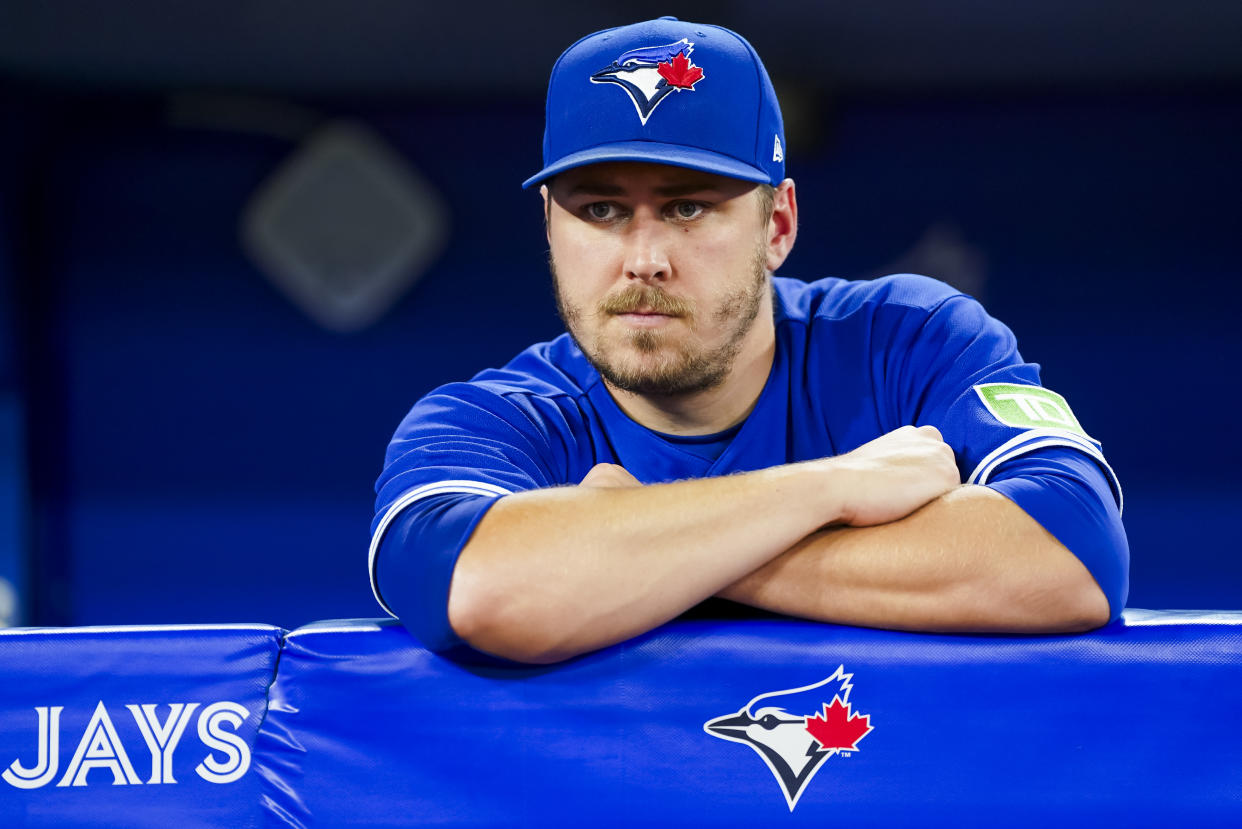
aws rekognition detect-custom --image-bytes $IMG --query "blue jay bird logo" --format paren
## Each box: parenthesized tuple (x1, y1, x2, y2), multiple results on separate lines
(704, 666, 874, 811)
(590, 39, 705, 125)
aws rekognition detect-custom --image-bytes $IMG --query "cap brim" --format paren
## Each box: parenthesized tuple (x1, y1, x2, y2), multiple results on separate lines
(521, 141, 771, 189)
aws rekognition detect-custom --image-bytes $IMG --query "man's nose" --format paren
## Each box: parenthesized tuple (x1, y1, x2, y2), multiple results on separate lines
(622, 216, 672, 282)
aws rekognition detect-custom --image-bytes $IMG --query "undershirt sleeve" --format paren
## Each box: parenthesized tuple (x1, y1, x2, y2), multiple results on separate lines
(375, 491, 500, 653)
(984, 446, 1129, 621)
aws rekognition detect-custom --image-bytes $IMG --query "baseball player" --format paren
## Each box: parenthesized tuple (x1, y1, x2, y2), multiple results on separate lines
(369, 17, 1128, 663)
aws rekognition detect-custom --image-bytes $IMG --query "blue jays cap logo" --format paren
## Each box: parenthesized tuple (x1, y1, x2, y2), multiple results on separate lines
(704, 666, 874, 811)
(590, 38, 705, 125)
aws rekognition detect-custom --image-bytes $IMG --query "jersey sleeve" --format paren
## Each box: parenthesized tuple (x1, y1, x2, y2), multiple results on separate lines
(368, 382, 583, 649)
(882, 278, 1127, 614)
(891, 286, 1122, 508)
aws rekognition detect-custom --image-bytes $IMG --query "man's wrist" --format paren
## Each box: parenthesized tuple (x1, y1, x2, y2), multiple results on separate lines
(762, 458, 852, 529)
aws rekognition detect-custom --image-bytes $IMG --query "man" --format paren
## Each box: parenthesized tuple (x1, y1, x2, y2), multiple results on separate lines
(369, 17, 1128, 664)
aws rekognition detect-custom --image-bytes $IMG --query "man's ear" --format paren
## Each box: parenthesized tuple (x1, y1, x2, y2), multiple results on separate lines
(541, 184, 551, 243)
(766, 179, 798, 272)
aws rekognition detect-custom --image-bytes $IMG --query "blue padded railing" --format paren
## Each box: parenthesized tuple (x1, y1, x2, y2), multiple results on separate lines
(3, 610, 1240, 827)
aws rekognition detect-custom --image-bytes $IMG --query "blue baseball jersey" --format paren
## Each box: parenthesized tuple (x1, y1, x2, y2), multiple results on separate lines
(370, 275, 1128, 651)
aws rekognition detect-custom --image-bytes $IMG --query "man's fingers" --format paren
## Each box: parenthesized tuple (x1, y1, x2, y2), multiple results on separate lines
(826, 422, 960, 527)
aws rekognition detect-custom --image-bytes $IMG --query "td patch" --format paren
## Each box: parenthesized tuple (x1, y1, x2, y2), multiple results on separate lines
(973, 383, 1092, 440)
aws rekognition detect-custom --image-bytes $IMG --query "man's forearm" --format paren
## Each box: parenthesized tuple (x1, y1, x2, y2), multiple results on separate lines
(446, 425, 959, 663)
(447, 463, 841, 663)
(718, 484, 1110, 633)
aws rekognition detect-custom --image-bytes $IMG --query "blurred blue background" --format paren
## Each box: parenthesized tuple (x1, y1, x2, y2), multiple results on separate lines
(1, 2, 1239, 628)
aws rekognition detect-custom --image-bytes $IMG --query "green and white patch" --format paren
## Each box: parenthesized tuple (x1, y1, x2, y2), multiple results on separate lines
(973, 383, 1093, 440)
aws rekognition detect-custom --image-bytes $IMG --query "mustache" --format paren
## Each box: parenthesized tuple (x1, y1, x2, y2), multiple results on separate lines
(598, 285, 694, 317)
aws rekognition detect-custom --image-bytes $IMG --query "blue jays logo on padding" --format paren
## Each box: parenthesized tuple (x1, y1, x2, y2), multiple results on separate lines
(590, 38, 705, 125)
(704, 666, 874, 811)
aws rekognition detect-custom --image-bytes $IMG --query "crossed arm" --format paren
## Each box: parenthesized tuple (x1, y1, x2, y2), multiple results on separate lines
(445, 426, 1110, 664)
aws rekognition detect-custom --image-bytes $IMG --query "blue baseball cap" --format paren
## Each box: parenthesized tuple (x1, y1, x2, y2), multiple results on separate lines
(522, 16, 786, 189)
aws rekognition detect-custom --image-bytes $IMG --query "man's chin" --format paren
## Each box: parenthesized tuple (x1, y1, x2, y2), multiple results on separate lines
(595, 354, 725, 398)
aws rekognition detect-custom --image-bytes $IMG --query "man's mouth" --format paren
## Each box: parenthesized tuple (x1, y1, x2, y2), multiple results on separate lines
(615, 309, 678, 327)
(615, 307, 674, 316)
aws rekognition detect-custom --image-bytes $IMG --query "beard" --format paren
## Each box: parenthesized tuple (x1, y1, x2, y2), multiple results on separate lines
(551, 243, 770, 397)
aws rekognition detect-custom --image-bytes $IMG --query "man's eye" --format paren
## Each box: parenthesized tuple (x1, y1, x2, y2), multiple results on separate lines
(586, 203, 616, 220)
(671, 202, 704, 220)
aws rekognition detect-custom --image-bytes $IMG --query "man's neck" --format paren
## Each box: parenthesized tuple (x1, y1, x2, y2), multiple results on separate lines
(604, 318, 777, 437)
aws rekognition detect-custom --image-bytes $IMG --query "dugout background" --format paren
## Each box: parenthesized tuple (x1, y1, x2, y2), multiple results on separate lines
(0, 1, 1239, 628)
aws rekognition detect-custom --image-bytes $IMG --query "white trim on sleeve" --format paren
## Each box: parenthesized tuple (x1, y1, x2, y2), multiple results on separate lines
(368, 480, 513, 617)
(967, 428, 1124, 515)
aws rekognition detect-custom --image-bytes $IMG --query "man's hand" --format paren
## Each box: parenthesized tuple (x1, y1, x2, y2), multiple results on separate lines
(823, 425, 961, 527)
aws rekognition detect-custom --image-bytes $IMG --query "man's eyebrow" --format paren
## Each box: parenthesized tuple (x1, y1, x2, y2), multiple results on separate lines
(561, 182, 627, 198)
(653, 181, 728, 197)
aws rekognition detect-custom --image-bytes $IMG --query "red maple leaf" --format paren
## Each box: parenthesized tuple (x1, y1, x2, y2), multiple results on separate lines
(657, 52, 704, 89)
(804, 698, 873, 751)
